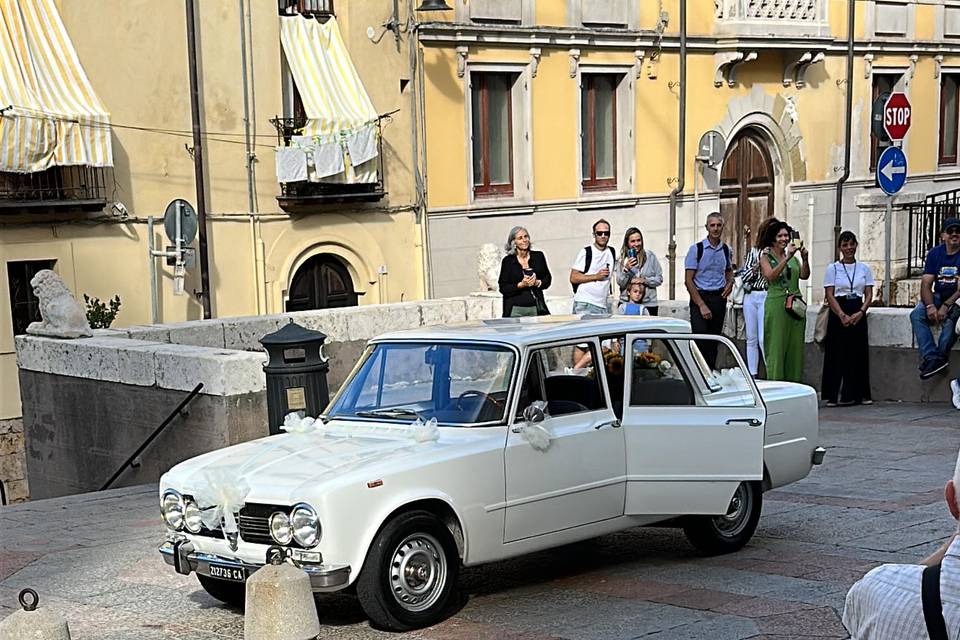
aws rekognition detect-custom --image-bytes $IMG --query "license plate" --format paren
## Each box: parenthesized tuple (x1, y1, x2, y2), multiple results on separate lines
(208, 563, 245, 582)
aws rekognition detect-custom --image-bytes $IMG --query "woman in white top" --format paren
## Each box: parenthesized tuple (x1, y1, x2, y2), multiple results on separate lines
(821, 231, 875, 406)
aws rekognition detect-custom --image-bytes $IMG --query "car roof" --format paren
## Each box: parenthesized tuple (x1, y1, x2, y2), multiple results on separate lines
(372, 315, 692, 348)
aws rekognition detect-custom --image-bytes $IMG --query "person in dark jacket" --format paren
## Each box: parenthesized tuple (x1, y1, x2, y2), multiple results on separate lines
(498, 226, 552, 317)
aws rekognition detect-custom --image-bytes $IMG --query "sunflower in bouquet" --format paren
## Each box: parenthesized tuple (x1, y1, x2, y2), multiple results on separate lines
(603, 349, 625, 377)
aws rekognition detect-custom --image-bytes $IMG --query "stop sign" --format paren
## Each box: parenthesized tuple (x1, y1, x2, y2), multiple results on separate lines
(884, 92, 912, 141)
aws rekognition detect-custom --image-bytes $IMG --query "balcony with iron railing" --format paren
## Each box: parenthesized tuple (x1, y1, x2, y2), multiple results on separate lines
(270, 116, 385, 211)
(278, 0, 334, 20)
(0, 166, 109, 213)
(714, 0, 831, 38)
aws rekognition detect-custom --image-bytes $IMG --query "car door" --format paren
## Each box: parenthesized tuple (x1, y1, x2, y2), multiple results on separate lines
(503, 339, 626, 542)
(621, 334, 765, 516)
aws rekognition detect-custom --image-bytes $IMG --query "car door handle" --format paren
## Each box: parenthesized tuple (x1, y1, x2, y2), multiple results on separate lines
(595, 419, 621, 430)
(726, 418, 762, 427)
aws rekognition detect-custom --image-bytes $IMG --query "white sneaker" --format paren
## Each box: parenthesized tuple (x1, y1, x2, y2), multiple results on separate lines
(951, 379, 960, 410)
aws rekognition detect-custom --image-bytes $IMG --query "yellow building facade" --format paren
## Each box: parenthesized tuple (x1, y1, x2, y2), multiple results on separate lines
(0, 0, 427, 420)
(419, 0, 958, 310)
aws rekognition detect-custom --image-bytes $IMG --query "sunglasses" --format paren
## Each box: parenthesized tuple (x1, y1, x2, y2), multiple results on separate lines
(947, 228, 960, 235)
(594, 230, 610, 237)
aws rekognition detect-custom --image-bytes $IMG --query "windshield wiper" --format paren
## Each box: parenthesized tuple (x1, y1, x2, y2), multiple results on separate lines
(354, 408, 421, 419)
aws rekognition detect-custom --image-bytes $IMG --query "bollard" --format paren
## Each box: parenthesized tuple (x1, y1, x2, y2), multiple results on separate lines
(244, 550, 320, 640)
(0, 589, 71, 640)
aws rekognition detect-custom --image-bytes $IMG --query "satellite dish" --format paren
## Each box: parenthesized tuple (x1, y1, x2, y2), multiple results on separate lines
(697, 130, 726, 168)
(163, 199, 198, 246)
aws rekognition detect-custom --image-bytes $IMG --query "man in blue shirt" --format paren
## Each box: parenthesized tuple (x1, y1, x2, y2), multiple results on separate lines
(912, 217, 960, 379)
(684, 212, 734, 370)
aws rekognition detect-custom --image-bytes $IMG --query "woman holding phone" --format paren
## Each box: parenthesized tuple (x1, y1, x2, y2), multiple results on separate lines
(498, 226, 552, 317)
(759, 221, 810, 382)
(615, 227, 664, 315)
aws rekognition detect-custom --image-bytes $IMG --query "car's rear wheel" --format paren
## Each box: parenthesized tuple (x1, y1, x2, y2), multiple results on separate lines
(356, 510, 460, 631)
(197, 574, 246, 609)
(682, 481, 762, 555)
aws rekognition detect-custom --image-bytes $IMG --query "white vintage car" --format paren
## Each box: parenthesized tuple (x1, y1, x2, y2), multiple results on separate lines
(158, 316, 824, 630)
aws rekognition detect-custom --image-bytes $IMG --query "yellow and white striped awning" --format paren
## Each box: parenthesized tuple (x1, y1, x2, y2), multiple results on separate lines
(0, 0, 112, 173)
(279, 15, 378, 139)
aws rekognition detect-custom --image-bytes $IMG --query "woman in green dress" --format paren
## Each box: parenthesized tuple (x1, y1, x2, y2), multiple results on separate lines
(759, 220, 810, 382)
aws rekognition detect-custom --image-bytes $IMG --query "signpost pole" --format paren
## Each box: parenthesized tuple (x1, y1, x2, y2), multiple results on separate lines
(884, 195, 893, 305)
(148, 216, 159, 323)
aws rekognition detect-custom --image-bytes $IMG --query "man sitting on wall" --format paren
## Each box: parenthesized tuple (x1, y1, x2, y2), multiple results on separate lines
(911, 217, 960, 380)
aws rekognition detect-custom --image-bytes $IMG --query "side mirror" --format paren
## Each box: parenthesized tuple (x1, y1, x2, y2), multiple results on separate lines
(522, 404, 546, 424)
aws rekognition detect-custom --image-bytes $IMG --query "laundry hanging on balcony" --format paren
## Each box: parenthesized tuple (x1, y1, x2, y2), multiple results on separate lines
(278, 15, 379, 184)
(0, 0, 113, 173)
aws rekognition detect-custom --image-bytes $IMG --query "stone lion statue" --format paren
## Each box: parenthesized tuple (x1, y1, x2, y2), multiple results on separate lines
(477, 243, 503, 292)
(26, 270, 92, 338)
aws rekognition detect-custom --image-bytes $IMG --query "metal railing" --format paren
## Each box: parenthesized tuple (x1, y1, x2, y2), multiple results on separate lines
(278, 0, 334, 18)
(0, 166, 108, 210)
(99, 383, 204, 491)
(907, 188, 960, 275)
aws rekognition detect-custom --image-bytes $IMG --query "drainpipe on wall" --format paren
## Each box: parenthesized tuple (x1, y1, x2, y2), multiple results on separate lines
(185, 0, 213, 319)
(667, 0, 687, 300)
(833, 0, 856, 257)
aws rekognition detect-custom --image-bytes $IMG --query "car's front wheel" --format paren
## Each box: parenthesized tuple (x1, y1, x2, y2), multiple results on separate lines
(682, 481, 762, 555)
(356, 510, 460, 631)
(196, 574, 246, 609)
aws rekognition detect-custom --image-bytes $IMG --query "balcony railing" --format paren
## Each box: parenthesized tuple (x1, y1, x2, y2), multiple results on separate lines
(270, 116, 385, 210)
(0, 166, 109, 213)
(278, 0, 334, 19)
(907, 189, 960, 275)
(714, 0, 830, 38)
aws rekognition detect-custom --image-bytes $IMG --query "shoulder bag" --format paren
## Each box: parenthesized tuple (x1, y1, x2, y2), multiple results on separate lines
(922, 563, 949, 640)
(776, 255, 807, 320)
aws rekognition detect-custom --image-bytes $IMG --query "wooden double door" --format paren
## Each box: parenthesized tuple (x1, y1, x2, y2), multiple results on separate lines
(719, 131, 775, 266)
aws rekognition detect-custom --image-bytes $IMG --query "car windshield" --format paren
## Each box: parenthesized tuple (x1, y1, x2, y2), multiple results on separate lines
(326, 342, 516, 426)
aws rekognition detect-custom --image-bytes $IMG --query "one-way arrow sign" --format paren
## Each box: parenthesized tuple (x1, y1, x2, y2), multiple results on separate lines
(877, 146, 907, 195)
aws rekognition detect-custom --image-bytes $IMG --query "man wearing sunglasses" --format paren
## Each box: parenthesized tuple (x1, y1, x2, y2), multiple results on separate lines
(684, 211, 734, 371)
(570, 219, 616, 315)
(913, 217, 960, 380)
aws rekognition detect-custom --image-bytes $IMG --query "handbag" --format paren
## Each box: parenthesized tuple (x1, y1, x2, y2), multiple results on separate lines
(534, 292, 550, 316)
(731, 274, 746, 306)
(784, 292, 807, 320)
(813, 304, 829, 344)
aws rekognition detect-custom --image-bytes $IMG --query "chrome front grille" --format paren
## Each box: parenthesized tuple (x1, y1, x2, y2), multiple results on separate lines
(237, 503, 305, 547)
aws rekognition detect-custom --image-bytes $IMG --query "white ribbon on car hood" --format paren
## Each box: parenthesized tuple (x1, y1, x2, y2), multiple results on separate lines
(192, 468, 251, 534)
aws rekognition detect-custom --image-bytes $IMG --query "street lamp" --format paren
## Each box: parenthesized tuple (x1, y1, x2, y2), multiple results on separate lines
(416, 0, 451, 11)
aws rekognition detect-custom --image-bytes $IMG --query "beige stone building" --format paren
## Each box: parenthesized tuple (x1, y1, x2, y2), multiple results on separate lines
(0, 0, 428, 432)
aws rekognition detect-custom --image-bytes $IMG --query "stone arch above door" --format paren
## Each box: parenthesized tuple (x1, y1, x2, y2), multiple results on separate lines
(702, 86, 807, 193)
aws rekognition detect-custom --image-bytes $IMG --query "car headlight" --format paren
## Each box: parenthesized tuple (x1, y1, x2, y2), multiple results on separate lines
(160, 490, 184, 531)
(291, 503, 321, 548)
(269, 511, 293, 545)
(183, 499, 203, 534)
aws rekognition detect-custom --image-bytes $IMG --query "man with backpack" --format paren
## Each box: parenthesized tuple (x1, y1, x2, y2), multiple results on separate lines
(684, 211, 734, 370)
(570, 219, 617, 314)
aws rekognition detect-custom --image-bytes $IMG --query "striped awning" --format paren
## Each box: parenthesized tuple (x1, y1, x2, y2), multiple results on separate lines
(0, 0, 112, 173)
(279, 15, 378, 139)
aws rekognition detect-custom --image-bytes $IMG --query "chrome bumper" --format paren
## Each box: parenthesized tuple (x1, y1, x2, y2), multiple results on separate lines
(812, 446, 826, 465)
(159, 540, 351, 591)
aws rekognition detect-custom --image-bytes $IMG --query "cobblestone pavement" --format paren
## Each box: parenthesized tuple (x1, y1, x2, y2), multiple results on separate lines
(2, 403, 958, 639)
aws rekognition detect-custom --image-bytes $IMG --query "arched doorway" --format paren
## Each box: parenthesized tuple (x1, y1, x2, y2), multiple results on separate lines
(719, 130, 775, 264)
(285, 254, 359, 311)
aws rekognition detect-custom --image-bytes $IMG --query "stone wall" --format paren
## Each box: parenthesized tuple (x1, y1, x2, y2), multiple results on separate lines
(0, 418, 26, 504)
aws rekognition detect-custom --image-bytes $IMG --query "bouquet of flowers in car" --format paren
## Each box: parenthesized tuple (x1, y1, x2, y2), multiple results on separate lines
(634, 350, 673, 377)
(603, 349, 625, 377)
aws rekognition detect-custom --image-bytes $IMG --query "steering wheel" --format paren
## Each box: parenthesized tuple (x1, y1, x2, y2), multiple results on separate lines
(455, 390, 502, 412)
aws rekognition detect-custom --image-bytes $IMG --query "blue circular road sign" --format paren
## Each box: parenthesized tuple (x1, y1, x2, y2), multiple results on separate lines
(876, 146, 907, 195)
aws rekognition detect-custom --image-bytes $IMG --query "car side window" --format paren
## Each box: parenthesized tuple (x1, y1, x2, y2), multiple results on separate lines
(629, 338, 695, 406)
(534, 342, 607, 416)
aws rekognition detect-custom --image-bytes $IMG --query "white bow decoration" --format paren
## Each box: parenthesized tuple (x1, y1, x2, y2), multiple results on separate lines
(411, 417, 440, 443)
(192, 468, 251, 534)
(280, 412, 318, 434)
